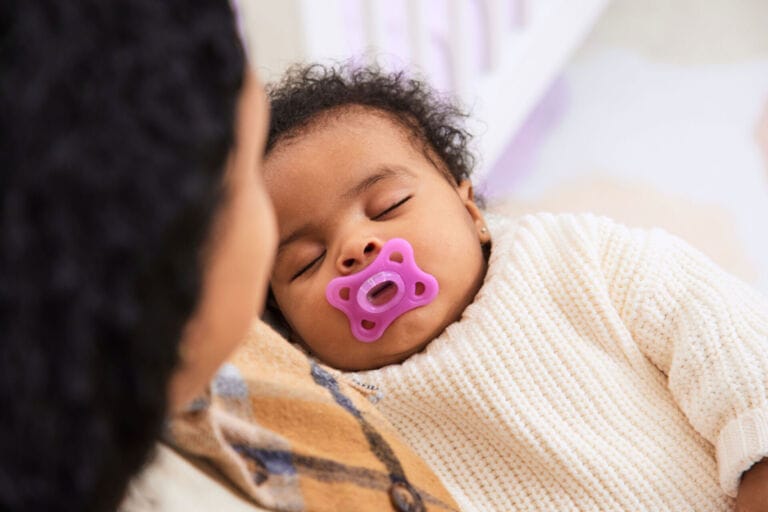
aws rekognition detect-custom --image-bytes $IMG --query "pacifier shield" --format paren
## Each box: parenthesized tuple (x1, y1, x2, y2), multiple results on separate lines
(325, 238, 439, 342)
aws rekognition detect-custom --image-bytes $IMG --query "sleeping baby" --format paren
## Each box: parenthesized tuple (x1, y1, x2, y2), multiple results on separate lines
(263, 64, 768, 511)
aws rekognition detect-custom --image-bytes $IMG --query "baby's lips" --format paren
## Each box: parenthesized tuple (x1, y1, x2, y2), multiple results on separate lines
(325, 238, 439, 342)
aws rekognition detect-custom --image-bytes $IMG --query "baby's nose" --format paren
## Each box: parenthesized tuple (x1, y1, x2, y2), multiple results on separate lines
(337, 238, 381, 274)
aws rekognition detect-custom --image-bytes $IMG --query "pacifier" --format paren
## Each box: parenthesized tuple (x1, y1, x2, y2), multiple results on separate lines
(325, 238, 439, 342)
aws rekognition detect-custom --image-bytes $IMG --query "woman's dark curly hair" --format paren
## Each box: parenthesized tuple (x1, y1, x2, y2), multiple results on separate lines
(0, 1, 244, 510)
(266, 63, 476, 184)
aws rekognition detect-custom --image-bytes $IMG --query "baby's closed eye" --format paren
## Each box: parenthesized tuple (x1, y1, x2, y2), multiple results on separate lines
(291, 251, 325, 281)
(372, 195, 412, 220)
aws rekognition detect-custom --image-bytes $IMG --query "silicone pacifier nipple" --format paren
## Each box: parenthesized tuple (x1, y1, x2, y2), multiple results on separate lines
(358, 271, 405, 313)
(325, 238, 439, 342)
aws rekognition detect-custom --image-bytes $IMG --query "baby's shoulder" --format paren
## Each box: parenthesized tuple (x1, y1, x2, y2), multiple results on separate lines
(484, 210, 658, 279)
(488, 210, 632, 247)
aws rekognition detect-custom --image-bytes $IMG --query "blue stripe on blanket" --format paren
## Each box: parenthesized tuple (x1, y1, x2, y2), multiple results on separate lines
(309, 362, 426, 511)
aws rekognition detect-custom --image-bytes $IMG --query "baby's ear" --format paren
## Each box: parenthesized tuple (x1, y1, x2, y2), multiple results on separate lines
(457, 180, 491, 244)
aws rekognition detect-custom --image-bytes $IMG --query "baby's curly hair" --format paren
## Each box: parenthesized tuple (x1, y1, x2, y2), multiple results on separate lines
(266, 63, 476, 184)
(0, 1, 244, 510)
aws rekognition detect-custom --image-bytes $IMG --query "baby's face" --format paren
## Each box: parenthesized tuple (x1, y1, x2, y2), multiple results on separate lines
(265, 107, 490, 370)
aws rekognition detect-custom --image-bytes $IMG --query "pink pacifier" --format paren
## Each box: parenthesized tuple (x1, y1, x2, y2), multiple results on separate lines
(325, 238, 439, 342)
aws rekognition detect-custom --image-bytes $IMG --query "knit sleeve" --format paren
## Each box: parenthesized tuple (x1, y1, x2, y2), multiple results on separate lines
(602, 218, 768, 497)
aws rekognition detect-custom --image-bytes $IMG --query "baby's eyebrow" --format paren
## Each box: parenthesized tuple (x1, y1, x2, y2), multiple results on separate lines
(277, 225, 312, 256)
(341, 165, 410, 200)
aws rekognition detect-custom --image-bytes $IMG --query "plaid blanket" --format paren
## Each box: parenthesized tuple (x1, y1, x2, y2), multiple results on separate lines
(166, 320, 459, 512)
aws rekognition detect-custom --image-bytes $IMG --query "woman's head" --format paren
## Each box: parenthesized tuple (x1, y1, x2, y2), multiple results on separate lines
(264, 65, 490, 371)
(0, 1, 275, 510)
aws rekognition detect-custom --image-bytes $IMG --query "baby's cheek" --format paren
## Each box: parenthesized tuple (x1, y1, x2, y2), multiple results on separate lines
(298, 317, 345, 360)
(294, 300, 333, 336)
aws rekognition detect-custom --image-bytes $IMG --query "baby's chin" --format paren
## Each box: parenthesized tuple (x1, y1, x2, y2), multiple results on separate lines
(299, 299, 463, 371)
(359, 304, 455, 368)
(366, 289, 478, 367)
(301, 319, 436, 371)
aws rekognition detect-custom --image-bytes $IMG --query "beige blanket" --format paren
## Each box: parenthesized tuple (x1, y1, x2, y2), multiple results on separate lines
(160, 320, 458, 512)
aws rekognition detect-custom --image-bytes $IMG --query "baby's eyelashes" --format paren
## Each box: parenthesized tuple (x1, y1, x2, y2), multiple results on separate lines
(291, 251, 325, 281)
(372, 195, 412, 220)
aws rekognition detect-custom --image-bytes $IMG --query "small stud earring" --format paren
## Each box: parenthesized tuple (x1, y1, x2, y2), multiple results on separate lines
(480, 227, 487, 234)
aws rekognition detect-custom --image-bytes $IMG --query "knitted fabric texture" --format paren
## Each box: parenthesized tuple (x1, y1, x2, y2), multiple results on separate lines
(347, 212, 768, 511)
(166, 320, 459, 512)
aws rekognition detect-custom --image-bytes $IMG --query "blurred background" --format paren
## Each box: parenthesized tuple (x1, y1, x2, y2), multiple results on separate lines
(239, 0, 768, 293)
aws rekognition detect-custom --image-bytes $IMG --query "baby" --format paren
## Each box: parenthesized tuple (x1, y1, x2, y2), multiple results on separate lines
(263, 64, 768, 511)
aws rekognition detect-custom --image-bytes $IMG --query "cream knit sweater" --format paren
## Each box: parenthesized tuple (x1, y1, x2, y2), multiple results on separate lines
(346, 213, 768, 511)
